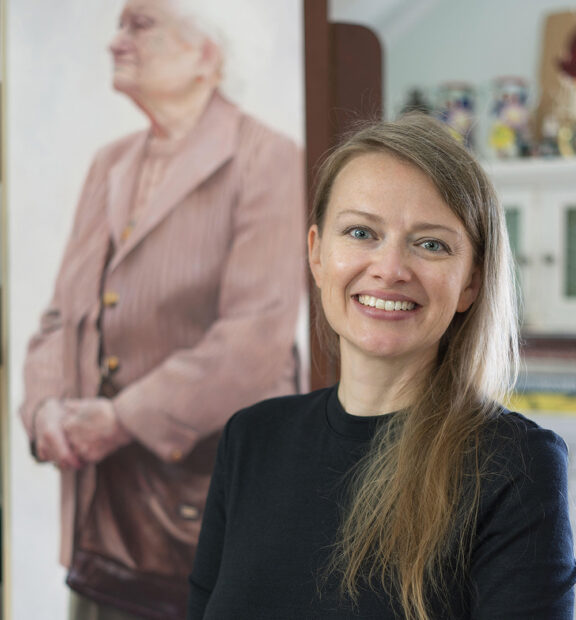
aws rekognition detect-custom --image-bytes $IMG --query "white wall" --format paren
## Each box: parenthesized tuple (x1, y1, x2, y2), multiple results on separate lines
(331, 0, 576, 156)
(4, 1, 304, 618)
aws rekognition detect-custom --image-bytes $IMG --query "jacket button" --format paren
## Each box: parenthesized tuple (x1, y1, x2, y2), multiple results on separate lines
(179, 504, 200, 520)
(170, 448, 183, 462)
(102, 291, 119, 307)
(101, 355, 120, 377)
(121, 224, 134, 241)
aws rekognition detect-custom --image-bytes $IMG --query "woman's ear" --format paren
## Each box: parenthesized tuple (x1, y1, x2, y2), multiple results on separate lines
(197, 36, 222, 81)
(308, 225, 323, 288)
(456, 265, 482, 313)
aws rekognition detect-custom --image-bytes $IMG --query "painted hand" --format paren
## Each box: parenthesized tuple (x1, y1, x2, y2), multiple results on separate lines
(63, 398, 132, 464)
(34, 398, 82, 469)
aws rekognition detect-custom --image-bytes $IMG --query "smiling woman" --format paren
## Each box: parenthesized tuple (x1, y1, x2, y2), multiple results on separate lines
(187, 114, 576, 620)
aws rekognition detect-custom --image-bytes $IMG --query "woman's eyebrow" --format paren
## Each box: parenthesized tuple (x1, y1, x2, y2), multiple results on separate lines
(335, 209, 382, 223)
(410, 222, 460, 236)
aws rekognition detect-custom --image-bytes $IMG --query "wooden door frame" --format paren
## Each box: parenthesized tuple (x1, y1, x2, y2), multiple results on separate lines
(304, 0, 383, 389)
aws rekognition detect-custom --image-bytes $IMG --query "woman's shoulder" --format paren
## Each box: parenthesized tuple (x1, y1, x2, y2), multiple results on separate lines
(489, 408, 567, 448)
(481, 407, 569, 481)
(232, 105, 301, 159)
(472, 409, 576, 615)
(224, 387, 334, 441)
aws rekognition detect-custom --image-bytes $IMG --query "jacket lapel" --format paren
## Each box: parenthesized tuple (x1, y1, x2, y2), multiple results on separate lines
(108, 92, 240, 272)
(107, 131, 150, 248)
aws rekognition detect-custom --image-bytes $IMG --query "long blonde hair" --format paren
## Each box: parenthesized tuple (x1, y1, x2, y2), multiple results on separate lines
(311, 114, 519, 619)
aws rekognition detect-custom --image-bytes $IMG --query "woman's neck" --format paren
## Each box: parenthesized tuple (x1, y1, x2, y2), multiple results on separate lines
(337, 346, 435, 417)
(134, 82, 217, 141)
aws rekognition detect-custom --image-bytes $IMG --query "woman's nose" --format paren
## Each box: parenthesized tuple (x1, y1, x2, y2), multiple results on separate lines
(366, 243, 413, 284)
(109, 29, 131, 55)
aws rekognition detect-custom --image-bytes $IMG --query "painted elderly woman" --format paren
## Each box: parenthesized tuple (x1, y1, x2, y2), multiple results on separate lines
(19, 1, 305, 619)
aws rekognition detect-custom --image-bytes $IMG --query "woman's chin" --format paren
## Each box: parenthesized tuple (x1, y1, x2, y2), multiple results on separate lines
(344, 336, 407, 361)
(111, 74, 137, 96)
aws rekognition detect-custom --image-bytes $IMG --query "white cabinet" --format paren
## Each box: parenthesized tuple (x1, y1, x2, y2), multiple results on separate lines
(484, 159, 576, 335)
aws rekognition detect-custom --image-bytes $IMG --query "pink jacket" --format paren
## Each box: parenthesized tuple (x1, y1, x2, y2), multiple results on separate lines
(20, 92, 306, 568)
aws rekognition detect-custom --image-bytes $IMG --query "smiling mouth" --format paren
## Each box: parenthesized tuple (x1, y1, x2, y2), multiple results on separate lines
(357, 295, 416, 311)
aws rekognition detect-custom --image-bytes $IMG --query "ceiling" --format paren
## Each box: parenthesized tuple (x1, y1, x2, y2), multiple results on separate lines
(329, 0, 442, 45)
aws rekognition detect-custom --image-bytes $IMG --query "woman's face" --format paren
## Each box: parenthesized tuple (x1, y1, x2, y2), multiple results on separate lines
(308, 152, 481, 369)
(109, 0, 217, 99)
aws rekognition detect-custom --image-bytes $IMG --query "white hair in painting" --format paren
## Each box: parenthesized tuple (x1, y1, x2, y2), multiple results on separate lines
(167, 0, 273, 101)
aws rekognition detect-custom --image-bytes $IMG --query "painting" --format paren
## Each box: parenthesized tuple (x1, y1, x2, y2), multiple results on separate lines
(3, 1, 306, 618)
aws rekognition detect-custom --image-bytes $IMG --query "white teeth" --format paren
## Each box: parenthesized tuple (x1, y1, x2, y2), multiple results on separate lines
(357, 295, 415, 311)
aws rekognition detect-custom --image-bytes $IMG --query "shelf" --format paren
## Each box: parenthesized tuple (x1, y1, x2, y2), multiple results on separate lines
(482, 157, 576, 186)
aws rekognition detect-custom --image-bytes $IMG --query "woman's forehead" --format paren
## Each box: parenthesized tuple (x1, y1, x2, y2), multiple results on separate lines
(121, 0, 176, 18)
(328, 152, 439, 205)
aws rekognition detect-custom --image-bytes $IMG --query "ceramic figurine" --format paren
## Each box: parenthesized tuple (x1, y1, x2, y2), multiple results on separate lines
(436, 81, 475, 148)
(489, 77, 533, 158)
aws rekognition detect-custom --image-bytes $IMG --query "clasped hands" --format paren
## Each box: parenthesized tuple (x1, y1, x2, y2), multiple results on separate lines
(34, 397, 132, 469)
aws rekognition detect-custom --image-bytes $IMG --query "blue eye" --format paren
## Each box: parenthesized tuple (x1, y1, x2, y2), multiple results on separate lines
(420, 239, 447, 253)
(348, 227, 372, 240)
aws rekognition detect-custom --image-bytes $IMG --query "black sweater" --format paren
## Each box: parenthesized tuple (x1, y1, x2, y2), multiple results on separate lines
(187, 386, 576, 619)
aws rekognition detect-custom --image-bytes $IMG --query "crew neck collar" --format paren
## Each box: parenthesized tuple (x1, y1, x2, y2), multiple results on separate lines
(324, 385, 396, 441)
